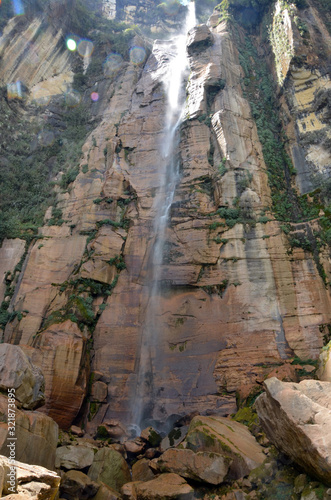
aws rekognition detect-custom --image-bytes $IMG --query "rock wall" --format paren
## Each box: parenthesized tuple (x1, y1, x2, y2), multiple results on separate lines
(0, 0, 330, 431)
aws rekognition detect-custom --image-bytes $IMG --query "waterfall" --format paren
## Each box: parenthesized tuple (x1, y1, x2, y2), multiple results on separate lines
(129, 2, 196, 434)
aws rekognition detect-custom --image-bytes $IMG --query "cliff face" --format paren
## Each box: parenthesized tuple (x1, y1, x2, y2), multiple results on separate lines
(0, 0, 330, 431)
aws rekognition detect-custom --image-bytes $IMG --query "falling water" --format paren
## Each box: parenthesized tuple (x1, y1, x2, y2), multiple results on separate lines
(130, 2, 196, 433)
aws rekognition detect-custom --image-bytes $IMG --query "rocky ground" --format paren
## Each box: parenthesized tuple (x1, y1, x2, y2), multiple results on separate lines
(1, 342, 331, 499)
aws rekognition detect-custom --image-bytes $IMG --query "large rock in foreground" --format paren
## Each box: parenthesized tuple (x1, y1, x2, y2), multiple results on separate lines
(156, 448, 231, 485)
(0, 454, 60, 498)
(0, 395, 58, 470)
(184, 415, 265, 480)
(255, 377, 331, 485)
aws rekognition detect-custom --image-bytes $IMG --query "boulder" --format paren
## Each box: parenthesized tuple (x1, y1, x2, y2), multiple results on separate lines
(124, 437, 145, 455)
(103, 419, 127, 439)
(185, 416, 265, 480)
(140, 427, 162, 447)
(160, 426, 188, 452)
(121, 482, 140, 500)
(187, 25, 213, 54)
(60, 470, 99, 500)
(255, 377, 331, 485)
(0, 454, 60, 498)
(316, 341, 331, 381)
(132, 458, 155, 482)
(155, 448, 232, 485)
(0, 344, 44, 410)
(0, 395, 58, 470)
(90, 381, 108, 402)
(88, 447, 131, 492)
(70, 425, 84, 437)
(55, 445, 95, 470)
(134, 473, 194, 500)
(91, 482, 121, 500)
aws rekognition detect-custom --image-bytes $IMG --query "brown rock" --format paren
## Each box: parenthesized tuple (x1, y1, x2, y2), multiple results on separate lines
(140, 427, 161, 447)
(70, 425, 84, 437)
(4, 233, 87, 345)
(88, 447, 131, 492)
(55, 445, 95, 470)
(2, 2, 330, 436)
(91, 482, 121, 500)
(134, 473, 194, 500)
(0, 454, 60, 498)
(91, 381, 108, 402)
(185, 416, 265, 480)
(0, 344, 45, 409)
(156, 448, 232, 485)
(25, 320, 88, 429)
(124, 437, 145, 455)
(255, 377, 331, 485)
(121, 482, 140, 500)
(187, 25, 214, 54)
(144, 449, 157, 460)
(103, 419, 127, 439)
(132, 459, 155, 482)
(160, 426, 188, 452)
(0, 395, 58, 470)
(60, 470, 99, 500)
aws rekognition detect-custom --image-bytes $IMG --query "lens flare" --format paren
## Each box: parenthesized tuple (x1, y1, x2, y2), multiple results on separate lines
(91, 92, 99, 102)
(7, 81, 22, 99)
(66, 38, 77, 51)
(77, 39, 94, 58)
(65, 90, 81, 107)
(13, 0, 24, 15)
(103, 53, 124, 77)
(129, 46, 146, 65)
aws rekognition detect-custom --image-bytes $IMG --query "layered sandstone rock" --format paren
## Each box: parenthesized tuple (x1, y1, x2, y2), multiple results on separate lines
(255, 377, 331, 485)
(184, 416, 265, 480)
(0, 344, 44, 409)
(0, 395, 58, 470)
(23, 320, 88, 429)
(0, 454, 60, 498)
(155, 448, 232, 485)
(0, 0, 330, 433)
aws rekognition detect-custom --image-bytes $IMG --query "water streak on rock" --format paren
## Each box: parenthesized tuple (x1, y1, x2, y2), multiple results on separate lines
(130, 2, 196, 431)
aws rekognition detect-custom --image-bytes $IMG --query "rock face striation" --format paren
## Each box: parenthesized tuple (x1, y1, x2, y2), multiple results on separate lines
(0, 454, 60, 498)
(256, 377, 331, 485)
(0, 0, 330, 434)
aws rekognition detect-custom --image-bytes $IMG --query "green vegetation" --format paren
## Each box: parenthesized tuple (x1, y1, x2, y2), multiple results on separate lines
(0, 86, 93, 243)
(41, 277, 118, 334)
(108, 255, 126, 271)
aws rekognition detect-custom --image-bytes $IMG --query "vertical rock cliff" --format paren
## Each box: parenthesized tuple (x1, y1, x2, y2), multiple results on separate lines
(0, 0, 330, 433)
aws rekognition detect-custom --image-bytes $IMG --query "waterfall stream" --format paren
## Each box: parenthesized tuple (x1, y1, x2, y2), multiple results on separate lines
(129, 2, 196, 433)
